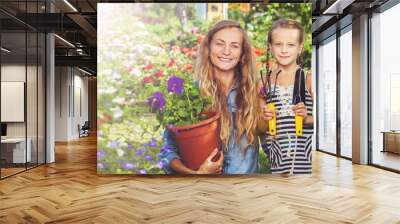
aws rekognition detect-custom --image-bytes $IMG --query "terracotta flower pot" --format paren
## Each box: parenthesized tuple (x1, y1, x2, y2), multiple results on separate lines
(168, 112, 221, 171)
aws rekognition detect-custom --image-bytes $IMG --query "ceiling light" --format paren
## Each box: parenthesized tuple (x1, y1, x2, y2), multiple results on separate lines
(1, 47, 11, 53)
(78, 67, 92, 76)
(54, 34, 75, 48)
(322, 0, 355, 15)
(63, 0, 78, 12)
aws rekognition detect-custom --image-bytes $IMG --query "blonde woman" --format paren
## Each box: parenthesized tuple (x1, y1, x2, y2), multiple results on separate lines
(160, 20, 261, 174)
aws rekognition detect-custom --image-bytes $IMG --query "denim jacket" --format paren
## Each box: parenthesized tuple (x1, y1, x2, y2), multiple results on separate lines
(160, 84, 259, 174)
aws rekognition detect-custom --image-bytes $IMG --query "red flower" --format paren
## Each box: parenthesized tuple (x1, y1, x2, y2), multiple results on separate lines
(143, 64, 154, 70)
(267, 60, 274, 69)
(185, 64, 193, 72)
(154, 70, 164, 77)
(143, 77, 154, 83)
(197, 35, 205, 45)
(253, 48, 263, 57)
(182, 47, 190, 54)
(167, 58, 175, 67)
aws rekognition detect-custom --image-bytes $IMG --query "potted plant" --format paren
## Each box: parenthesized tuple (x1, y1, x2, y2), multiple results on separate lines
(147, 74, 221, 171)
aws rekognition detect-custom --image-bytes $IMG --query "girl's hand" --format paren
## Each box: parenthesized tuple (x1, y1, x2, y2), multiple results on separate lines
(292, 102, 308, 118)
(261, 104, 275, 121)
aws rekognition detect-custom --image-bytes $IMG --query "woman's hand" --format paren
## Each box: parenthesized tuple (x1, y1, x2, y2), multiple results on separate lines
(292, 102, 308, 119)
(196, 148, 224, 174)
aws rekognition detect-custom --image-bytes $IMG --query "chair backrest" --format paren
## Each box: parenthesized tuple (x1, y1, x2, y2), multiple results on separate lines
(82, 121, 90, 129)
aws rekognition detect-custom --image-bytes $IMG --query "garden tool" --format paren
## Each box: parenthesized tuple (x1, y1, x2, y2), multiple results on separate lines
(260, 69, 281, 136)
(293, 68, 306, 137)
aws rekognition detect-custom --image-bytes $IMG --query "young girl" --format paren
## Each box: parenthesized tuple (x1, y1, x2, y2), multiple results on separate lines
(160, 20, 260, 174)
(259, 19, 314, 174)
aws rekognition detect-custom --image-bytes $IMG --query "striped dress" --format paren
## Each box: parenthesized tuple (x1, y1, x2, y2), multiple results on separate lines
(266, 83, 314, 174)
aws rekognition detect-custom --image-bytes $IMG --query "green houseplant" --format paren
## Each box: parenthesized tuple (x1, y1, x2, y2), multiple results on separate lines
(147, 69, 221, 171)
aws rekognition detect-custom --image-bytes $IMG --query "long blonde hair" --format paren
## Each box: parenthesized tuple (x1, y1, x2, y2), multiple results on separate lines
(195, 20, 258, 150)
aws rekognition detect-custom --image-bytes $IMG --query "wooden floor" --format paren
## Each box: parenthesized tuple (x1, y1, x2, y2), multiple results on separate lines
(1, 135, 400, 223)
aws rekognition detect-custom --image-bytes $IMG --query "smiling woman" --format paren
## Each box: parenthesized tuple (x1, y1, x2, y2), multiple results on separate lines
(160, 20, 262, 175)
(209, 27, 242, 75)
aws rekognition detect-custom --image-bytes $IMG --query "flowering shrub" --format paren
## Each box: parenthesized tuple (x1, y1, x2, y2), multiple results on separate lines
(147, 74, 211, 127)
(97, 4, 210, 174)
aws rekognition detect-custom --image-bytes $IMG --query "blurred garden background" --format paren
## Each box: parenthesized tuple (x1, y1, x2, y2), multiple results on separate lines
(97, 3, 311, 174)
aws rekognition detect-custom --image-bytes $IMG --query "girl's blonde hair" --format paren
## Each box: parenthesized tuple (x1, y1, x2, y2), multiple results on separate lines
(195, 20, 258, 150)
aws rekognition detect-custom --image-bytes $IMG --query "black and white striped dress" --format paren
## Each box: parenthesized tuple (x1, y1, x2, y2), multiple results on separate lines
(267, 83, 313, 174)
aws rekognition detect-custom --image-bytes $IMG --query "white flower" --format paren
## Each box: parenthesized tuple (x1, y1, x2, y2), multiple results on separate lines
(111, 70, 121, 79)
(123, 60, 131, 68)
(111, 107, 123, 119)
(98, 86, 117, 95)
(103, 69, 112, 76)
(116, 148, 125, 157)
(129, 68, 140, 76)
(112, 97, 125, 105)
(135, 21, 145, 28)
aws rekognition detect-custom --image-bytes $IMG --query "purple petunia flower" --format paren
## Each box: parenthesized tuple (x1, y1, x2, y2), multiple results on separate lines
(127, 144, 134, 150)
(122, 162, 135, 170)
(97, 150, 106, 159)
(97, 162, 105, 169)
(167, 76, 184, 94)
(139, 169, 147, 174)
(108, 141, 119, 149)
(157, 160, 167, 168)
(144, 155, 153, 161)
(148, 138, 157, 147)
(147, 92, 166, 110)
(135, 148, 144, 156)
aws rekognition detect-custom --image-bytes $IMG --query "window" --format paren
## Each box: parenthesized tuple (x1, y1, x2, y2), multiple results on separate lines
(317, 35, 337, 154)
(339, 26, 352, 158)
(371, 3, 400, 171)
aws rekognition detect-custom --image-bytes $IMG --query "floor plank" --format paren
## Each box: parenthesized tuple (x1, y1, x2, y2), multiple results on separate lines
(0, 135, 400, 223)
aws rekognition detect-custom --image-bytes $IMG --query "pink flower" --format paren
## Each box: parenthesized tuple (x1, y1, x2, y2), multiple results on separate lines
(154, 70, 163, 77)
(167, 59, 175, 67)
(197, 35, 205, 45)
(191, 27, 199, 34)
(143, 77, 154, 83)
(181, 47, 190, 54)
(143, 64, 154, 70)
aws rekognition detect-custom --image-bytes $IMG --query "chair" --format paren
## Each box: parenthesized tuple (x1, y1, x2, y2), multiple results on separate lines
(79, 121, 90, 138)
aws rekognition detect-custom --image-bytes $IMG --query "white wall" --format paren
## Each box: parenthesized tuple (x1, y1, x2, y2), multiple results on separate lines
(1, 63, 46, 163)
(55, 67, 89, 141)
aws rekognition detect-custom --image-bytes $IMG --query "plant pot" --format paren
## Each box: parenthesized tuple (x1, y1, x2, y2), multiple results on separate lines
(168, 112, 221, 171)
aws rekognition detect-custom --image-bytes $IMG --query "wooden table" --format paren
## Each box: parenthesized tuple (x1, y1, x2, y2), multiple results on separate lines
(381, 131, 400, 154)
